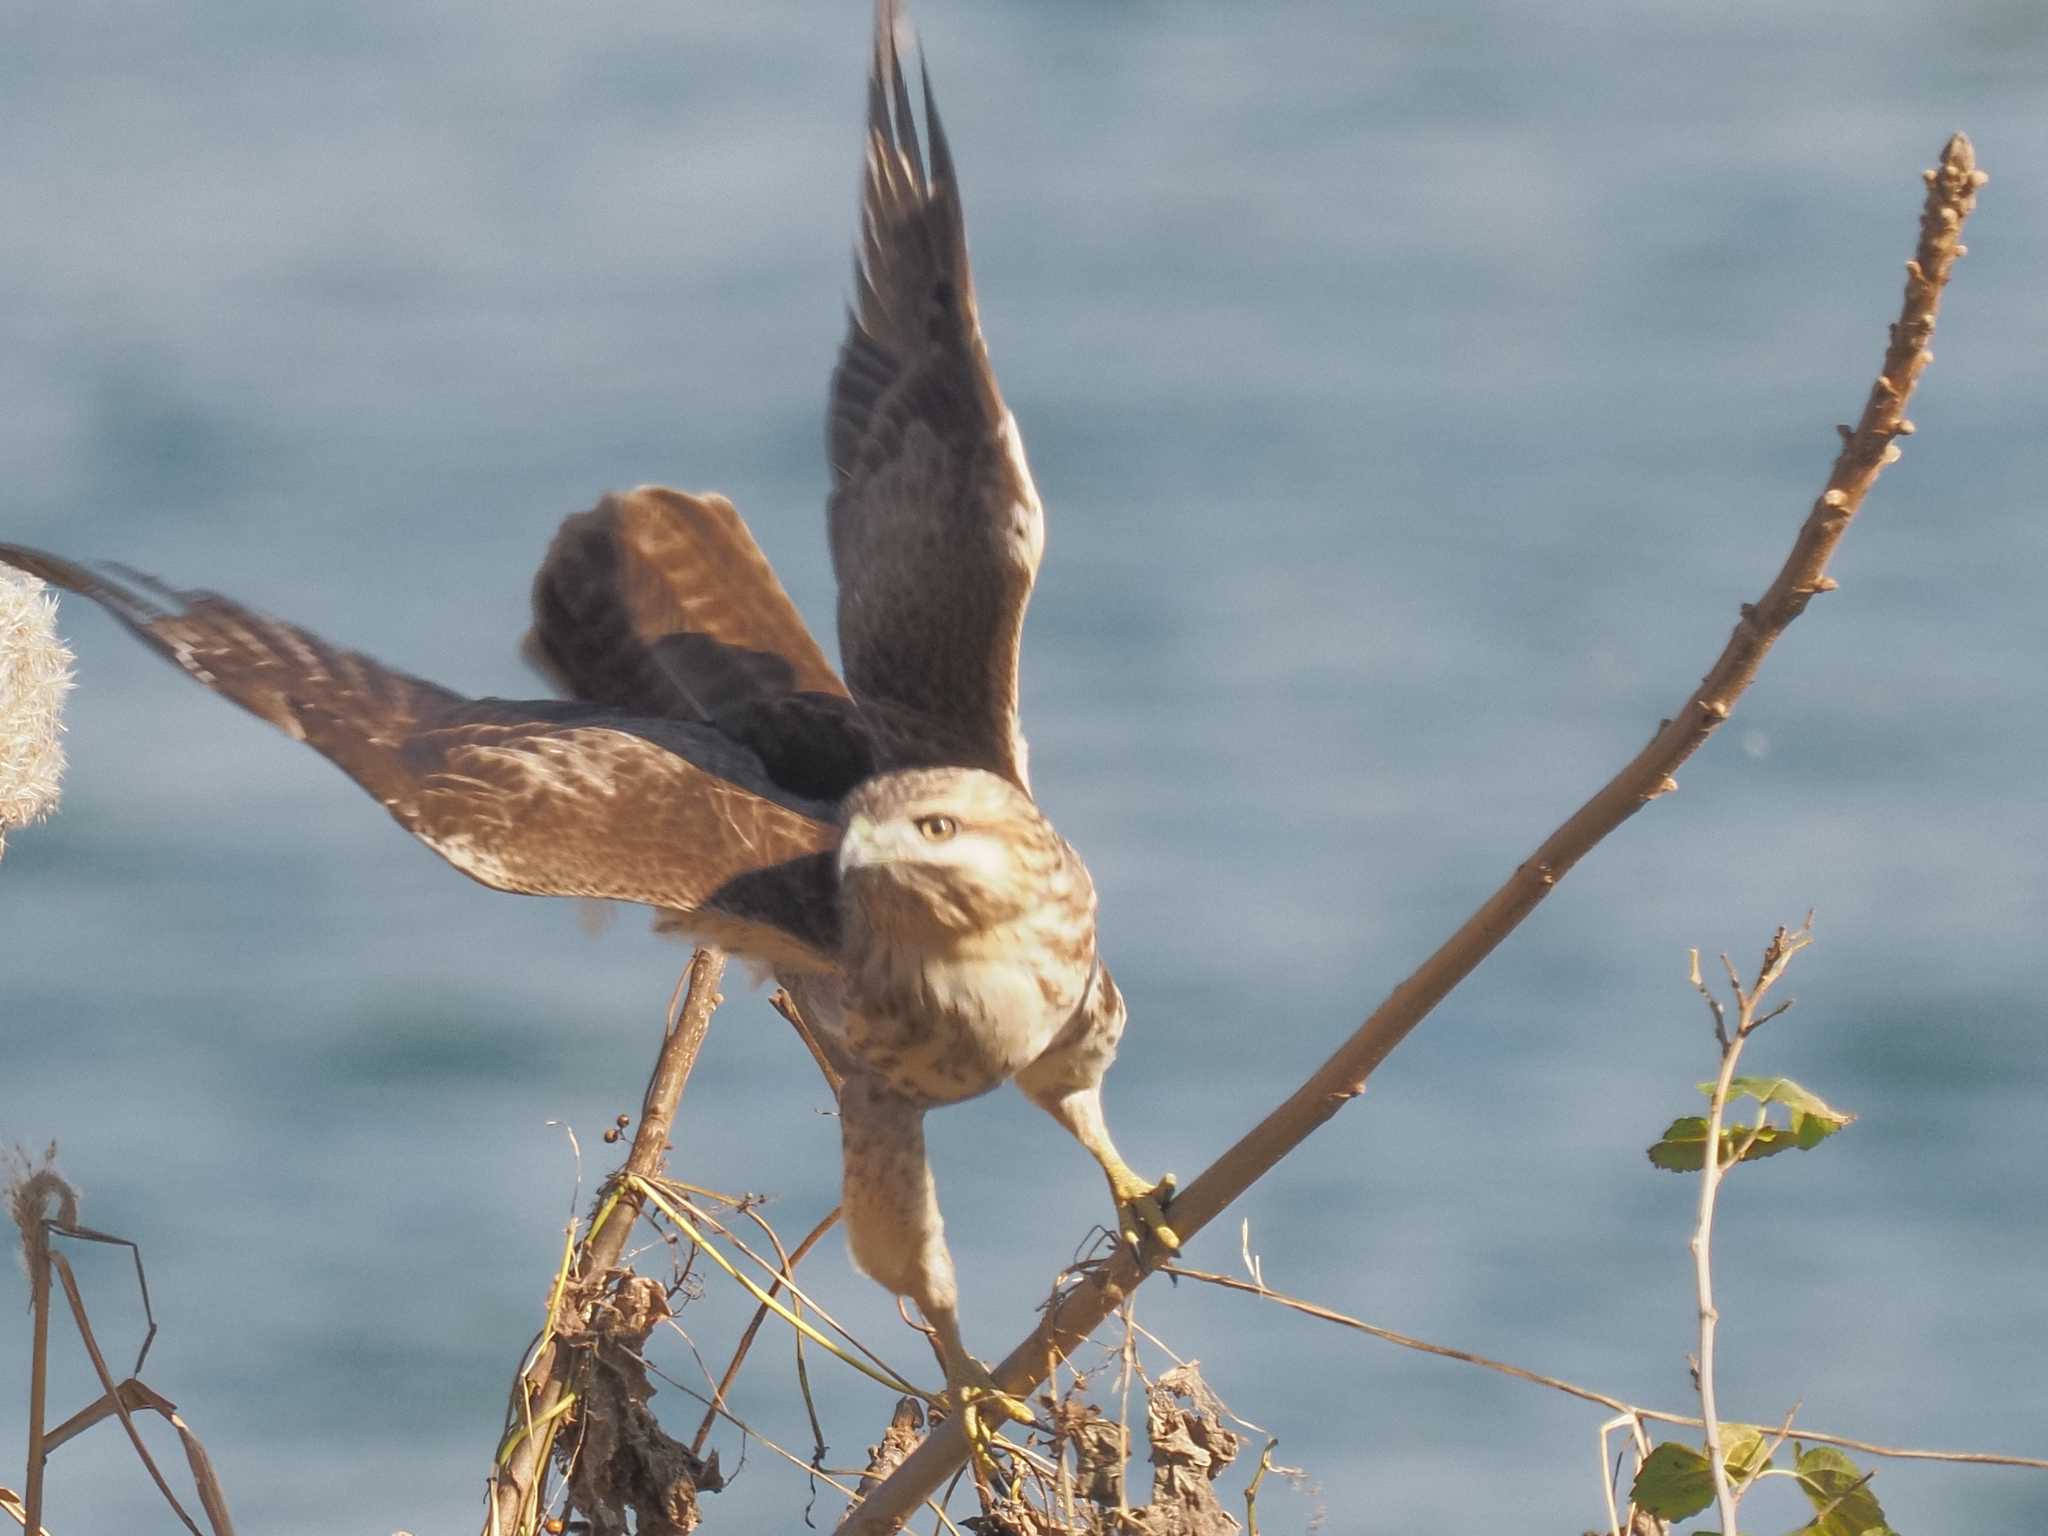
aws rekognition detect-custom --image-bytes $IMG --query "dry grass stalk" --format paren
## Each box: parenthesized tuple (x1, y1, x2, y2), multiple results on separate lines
(7, 1148, 235, 1536)
(689, 1204, 844, 1459)
(839, 133, 1988, 1532)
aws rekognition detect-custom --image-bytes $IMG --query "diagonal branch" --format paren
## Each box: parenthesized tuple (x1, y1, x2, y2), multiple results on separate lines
(837, 134, 1987, 1532)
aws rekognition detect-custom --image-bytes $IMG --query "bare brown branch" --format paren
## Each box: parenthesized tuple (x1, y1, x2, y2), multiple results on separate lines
(837, 135, 1987, 1532)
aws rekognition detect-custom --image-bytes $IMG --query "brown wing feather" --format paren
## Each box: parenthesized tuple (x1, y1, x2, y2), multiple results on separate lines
(527, 486, 847, 713)
(3, 543, 843, 969)
(526, 486, 877, 801)
(826, 0, 1044, 790)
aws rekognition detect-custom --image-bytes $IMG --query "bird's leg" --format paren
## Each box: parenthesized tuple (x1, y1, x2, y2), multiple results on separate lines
(1017, 1071, 1180, 1257)
(838, 1074, 1032, 1465)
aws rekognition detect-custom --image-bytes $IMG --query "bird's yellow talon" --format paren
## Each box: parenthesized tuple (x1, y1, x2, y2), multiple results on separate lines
(1108, 1168, 1181, 1256)
(941, 1357, 1034, 1482)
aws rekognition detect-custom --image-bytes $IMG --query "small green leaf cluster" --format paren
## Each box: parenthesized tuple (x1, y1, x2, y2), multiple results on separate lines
(1630, 1436, 1895, 1533)
(1647, 1078, 1855, 1173)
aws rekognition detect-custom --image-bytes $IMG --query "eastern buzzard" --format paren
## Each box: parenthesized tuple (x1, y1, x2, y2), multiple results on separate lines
(0, 0, 1172, 1433)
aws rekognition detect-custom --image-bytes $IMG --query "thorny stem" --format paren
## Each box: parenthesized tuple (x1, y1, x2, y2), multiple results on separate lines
(485, 947, 727, 1536)
(838, 134, 1987, 1535)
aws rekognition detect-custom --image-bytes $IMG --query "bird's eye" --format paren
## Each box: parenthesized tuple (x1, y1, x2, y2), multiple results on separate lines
(915, 814, 959, 842)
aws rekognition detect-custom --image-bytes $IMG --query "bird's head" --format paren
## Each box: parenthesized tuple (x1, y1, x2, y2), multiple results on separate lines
(836, 767, 1075, 943)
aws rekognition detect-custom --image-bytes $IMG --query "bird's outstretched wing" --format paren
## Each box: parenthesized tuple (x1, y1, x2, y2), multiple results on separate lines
(826, 0, 1044, 791)
(526, 486, 877, 801)
(3, 544, 844, 970)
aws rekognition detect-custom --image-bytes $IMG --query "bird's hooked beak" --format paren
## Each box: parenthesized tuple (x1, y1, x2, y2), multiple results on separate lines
(837, 813, 900, 879)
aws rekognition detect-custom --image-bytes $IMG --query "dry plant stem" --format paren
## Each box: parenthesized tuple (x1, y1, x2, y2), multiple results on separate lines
(486, 946, 727, 1536)
(774, 987, 852, 1097)
(1694, 990, 1753, 1532)
(640, 1352, 968, 1536)
(42, 1253, 219, 1534)
(691, 1205, 844, 1457)
(1598, 1412, 1657, 1536)
(35, 1376, 234, 1534)
(1166, 1263, 2048, 1472)
(22, 1243, 49, 1536)
(1695, 927, 1811, 1532)
(837, 135, 1988, 1532)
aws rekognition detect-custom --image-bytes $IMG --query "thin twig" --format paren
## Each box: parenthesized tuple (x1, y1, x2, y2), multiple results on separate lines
(640, 1352, 970, 1536)
(485, 947, 727, 1536)
(744, 1205, 829, 1464)
(656, 1187, 912, 1388)
(1805, 1466, 1878, 1527)
(1739, 1400, 1805, 1504)
(1243, 1437, 1280, 1536)
(1694, 980, 1751, 1530)
(691, 1206, 843, 1457)
(1597, 1413, 1634, 1536)
(1115, 1300, 1137, 1523)
(837, 135, 1988, 1532)
(774, 987, 852, 1099)
(1162, 1263, 2048, 1472)
(631, 1179, 930, 1401)
(1695, 920, 1812, 1532)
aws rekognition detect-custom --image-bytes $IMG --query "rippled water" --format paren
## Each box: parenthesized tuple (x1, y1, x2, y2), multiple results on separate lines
(4, 2, 2046, 1530)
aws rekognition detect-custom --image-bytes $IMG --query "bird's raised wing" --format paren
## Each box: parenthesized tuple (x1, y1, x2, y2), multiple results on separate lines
(3, 544, 844, 970)
(826, 0, 1044, 791)
(526, 486, 877, 801)
(528, 486, 847, 718)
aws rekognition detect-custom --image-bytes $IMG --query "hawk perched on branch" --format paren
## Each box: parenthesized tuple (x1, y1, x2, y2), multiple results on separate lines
(2, 0, 1171, 1429)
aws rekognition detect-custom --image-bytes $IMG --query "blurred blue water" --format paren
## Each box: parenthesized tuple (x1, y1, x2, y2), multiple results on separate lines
(4, 2, 2046, 1530)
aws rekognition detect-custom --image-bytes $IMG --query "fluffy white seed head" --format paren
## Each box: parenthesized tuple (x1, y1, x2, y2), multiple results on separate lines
(0, 572, 74, 860)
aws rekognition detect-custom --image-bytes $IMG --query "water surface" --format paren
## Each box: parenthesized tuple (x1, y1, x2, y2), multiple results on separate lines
(4, 2, 2045, 1530)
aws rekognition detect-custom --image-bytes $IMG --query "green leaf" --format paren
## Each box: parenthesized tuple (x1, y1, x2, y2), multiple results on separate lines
(1650, 1079, 1857, 1170)
(1631, 1441, 1715, 1520)
(1628, 1432, 1777, 1520)
(1700, 1076, 1857, 1149)
(1647, 1116, 1804, 1171)
(1716, 1076, 1833, 1115)
(1720, 1424, 1772, 1483)
(1789, 1444, 1895, 1536)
